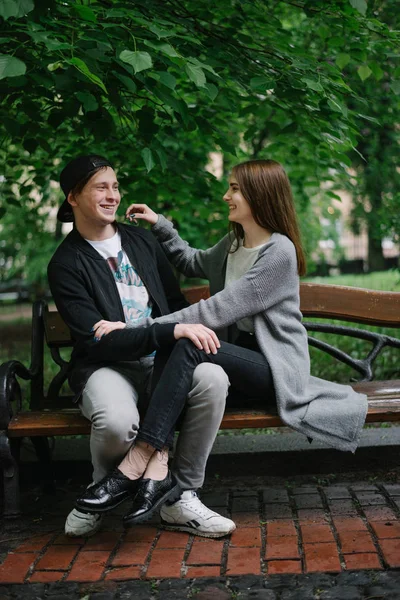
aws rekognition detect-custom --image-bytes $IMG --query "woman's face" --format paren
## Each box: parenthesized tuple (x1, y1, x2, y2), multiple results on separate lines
(223, 175, 253, 225)
(68, 167, 121, 226)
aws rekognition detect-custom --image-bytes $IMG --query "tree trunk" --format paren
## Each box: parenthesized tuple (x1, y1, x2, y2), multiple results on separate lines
(367, 230, 385, 272)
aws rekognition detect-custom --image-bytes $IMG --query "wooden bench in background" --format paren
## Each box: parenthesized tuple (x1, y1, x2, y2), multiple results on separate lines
(1, 284, 400, 517)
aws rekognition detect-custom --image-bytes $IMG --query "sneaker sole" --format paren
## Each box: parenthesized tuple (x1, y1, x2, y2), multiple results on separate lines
(160, 520, 236, 539)
(65, 516, 103, 538)
(65, 521, 103, 538)
(123, 484, 181, 527)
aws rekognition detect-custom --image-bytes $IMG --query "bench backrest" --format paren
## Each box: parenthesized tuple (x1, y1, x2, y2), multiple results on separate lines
(29, 284, 400, 409)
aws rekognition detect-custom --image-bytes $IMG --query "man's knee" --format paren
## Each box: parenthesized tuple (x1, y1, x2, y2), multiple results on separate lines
(191, 363, 230, 399)
(82, 367, 140, 441)
(91, 404, 139, 439)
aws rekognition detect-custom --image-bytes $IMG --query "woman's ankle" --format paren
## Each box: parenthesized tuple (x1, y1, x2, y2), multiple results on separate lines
(119, 441, 155, 480)
(143, 448, 169, 481)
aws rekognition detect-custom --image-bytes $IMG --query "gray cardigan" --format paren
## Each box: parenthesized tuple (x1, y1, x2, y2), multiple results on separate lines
(132, 215, 368, 452)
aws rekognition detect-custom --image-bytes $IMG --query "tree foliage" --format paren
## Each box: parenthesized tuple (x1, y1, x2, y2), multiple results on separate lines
(0, 0, 399, 288)
(334, 1, 400, 270)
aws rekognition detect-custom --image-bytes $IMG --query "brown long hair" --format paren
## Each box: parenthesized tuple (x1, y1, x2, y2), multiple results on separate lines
(231, 160, 306, 276)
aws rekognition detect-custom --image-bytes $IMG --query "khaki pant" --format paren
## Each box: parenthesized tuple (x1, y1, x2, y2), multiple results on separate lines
(80, 358, 229, 490)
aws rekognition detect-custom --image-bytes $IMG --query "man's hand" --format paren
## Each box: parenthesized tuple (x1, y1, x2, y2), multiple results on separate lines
(92, 320, 126, 340)
(174, 324, 220, 355)
(125, 203, 158, 225)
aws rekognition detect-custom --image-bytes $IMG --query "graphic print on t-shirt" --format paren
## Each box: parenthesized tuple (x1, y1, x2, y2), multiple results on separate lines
(85, 231, 152, 326)
(107, 250, 152, 324)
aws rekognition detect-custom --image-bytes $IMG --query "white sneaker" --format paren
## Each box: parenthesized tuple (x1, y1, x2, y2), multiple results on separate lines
(65, 508, 103, 537)
(160, 490, 236, 538)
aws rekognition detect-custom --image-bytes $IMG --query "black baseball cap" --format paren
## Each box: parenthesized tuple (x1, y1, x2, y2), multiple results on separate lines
(57, 155, 113, 222)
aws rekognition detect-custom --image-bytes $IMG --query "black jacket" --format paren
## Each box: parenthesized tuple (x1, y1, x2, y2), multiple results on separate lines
(47, 223, 188, 399)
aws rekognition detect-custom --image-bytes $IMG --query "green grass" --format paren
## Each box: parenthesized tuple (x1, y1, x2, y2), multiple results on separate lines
(304, 269, 400, 291)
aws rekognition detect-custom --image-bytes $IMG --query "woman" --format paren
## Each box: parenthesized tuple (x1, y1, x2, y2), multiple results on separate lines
(99, 159, 367, 445)
(82, 160, 367, 523)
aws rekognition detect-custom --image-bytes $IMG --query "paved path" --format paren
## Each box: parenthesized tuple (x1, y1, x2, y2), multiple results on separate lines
(1, 480, 399, 593)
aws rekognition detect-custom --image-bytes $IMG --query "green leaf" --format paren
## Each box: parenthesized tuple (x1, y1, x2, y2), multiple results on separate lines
(204, 83, 218, 101)
(215, 136, 237, 156)
(357, 113, 380, 124)
(155, 147, 167, 171)
(0, 207, 6, 219)
(141, 148, 155, 172)
(357, 65, 372, 81)
(369, 62, 384, 81)
(0, 54, 26, 79)
(301, 78, 323, 92)
(29, 30, 70, 51)
(153, 86, 182, 114)
(68, 57, 107, 93)
(157, 71, 177, 90)
(144, 40, 179, 58)
(149, 24, 172, 39)
(73, 5, 97, 22)
(0, 0, 34, 20)
(250, 76, 275, 91)
(335, 53, 350, 70)
(349, 0, 367, 16)
(113, 71, 137, 93)
(76, 91, 98, 112)
(328, 37, 345, 48)
(390, 81, 400, 95)
(327, 98, 348, 117)
(185, 63, 206, 88)
(187, 57, 219, 78)
(326, 191, 342, 201)
(119, 50, 153, 74)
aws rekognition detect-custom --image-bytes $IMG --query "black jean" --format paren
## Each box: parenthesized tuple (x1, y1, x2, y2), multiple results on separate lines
(136, 337, 275, 450)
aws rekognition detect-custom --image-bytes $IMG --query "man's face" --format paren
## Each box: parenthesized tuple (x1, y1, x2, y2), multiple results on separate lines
(68, 167, 121, 226)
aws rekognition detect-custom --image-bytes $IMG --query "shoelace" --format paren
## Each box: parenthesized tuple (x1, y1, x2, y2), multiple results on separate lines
(184, 496, 215, 518)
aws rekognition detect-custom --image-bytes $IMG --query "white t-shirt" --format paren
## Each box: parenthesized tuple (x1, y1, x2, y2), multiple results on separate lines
(86, 231, 152, 325)
(225, 240, 267, 333)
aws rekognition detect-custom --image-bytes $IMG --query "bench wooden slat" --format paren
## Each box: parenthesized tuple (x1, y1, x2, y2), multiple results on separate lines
(9, 378, 400, 436)
(8, 402, 400, 437)
(184, 284, 400, 327)
(42, 284, 400, 347)
(352, 379, 400, 399)
(300, 283, 400, 327)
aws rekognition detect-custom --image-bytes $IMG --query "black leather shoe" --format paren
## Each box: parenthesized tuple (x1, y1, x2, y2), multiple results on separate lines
(75, 469, 141, 513)
(123, 470, 180, 527)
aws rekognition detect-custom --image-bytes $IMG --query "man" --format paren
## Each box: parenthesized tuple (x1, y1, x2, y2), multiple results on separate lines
(48, 155, 235, 538)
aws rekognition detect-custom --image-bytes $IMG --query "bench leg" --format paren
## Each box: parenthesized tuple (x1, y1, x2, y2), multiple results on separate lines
(30, 436, 56, 494)
(0, 432, 21, 518)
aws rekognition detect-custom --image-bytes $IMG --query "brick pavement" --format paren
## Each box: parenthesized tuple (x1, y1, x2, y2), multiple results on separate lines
(1, 481, 400, 586)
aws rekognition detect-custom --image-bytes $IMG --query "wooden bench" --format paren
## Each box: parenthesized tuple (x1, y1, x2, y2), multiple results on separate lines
(1, 283, 400, 517)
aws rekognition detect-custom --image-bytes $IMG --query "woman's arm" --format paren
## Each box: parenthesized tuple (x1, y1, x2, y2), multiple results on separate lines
(127, 238, 298, 332)
(153, 236, 189, 313)
(125, 204, 230, 279)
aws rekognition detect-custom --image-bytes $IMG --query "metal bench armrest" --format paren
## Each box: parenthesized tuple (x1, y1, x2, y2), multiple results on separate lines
(0, 360, 34, 428)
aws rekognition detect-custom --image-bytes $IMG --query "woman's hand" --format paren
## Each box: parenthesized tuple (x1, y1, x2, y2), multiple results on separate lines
(125, 203, 158, 226)
(174, 324, 220, 355)
(92, 320, 126, 340)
